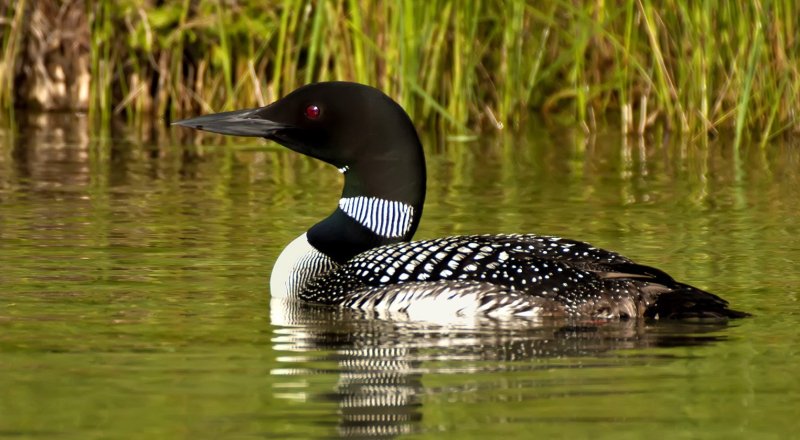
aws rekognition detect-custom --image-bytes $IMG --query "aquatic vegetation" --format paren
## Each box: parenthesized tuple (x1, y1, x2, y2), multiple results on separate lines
(1, 0, 799, 140)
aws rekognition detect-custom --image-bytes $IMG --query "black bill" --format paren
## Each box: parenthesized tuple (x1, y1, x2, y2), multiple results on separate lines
(172, 108, 287, 137)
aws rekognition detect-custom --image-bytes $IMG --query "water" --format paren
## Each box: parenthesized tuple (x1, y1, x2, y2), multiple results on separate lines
(1, 113, 798, 439)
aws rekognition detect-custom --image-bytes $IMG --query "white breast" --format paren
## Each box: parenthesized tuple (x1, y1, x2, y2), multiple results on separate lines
(270, 233, 339, 299)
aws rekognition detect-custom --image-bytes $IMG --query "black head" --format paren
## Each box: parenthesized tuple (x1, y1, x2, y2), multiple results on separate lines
(175, 82, 427, 262)
(173, 82, 422, 170)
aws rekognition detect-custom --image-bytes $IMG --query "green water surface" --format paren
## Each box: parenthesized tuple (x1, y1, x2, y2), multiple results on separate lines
(0, 114, 798, 439)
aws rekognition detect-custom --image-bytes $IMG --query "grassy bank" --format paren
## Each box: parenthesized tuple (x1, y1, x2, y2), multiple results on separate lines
(3, 0, 799, 140)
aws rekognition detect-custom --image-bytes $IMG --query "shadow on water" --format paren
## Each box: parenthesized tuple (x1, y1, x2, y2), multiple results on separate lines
(270, 300, 730, 438)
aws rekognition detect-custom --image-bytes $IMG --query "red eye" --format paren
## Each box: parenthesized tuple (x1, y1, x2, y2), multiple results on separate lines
(305, 104, 321, 120)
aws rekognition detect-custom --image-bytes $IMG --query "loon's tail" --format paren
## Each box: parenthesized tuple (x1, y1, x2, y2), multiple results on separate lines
(645, 284, 750, 320)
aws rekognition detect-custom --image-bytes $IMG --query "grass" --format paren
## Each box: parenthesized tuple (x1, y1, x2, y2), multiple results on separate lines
(2, 0, 800, 139)
(0, 0, 26, 110)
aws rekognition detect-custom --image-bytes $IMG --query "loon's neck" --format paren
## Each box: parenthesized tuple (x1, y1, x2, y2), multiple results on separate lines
(307, 154, 426, 264)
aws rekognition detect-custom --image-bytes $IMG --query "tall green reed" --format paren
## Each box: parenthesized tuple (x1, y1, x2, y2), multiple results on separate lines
(0, 0, 26, 110)
(5, 0, 800, 139)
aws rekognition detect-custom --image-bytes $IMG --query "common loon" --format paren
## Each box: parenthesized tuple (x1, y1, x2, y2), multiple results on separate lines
(174, 81, 748, 320)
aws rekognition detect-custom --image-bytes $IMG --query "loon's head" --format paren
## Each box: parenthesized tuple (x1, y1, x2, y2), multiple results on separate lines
(175, 82, 427, 263)
(173, 82, 423, 176)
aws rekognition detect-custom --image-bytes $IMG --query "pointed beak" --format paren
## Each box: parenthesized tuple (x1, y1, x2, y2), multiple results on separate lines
(172, 108, 288, 137)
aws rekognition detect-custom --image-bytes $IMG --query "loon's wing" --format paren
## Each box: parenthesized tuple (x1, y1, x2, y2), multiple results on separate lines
(487, 234, 671, 279)
(300, 234, 745, 319)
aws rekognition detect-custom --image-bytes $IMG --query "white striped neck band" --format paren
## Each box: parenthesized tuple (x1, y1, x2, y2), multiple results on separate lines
(338, 196, 414, 238)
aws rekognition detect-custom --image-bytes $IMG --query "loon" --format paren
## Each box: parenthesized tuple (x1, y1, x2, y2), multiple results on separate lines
(174, 81, 747, 320)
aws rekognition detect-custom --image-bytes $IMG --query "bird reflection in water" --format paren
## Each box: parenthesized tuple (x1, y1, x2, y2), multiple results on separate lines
(270, 299, 730, 439)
